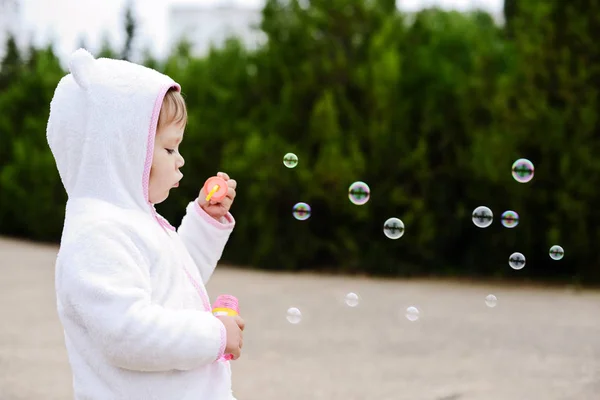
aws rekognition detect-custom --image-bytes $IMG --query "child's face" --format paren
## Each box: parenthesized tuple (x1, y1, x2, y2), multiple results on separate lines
(148, 121, 185, 204)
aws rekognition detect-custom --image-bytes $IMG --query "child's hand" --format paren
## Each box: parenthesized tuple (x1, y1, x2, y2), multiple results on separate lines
(217, 315, 245, 360)
(197, 172, 237, 221)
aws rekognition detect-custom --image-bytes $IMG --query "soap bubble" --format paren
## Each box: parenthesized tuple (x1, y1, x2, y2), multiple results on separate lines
(292, 202, 311, 221)
(383, 217, 405, 239)
(472, 206, 493, 228)
(286, 307, 302, 324)
(512, 158, 534, 183)
(500, 210, 519, 228)
(345, 292, 359, 307)
(549, 245, 564, 260)
(406, 306, 420, 322)
(485, 294, 498, 308)
(348, 181, 370, 205)
(283, 153, 299, 168)
(509, 252, 526, 270)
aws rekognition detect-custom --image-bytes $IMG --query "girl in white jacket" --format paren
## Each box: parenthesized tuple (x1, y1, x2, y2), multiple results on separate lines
(46, 48, 244, 400)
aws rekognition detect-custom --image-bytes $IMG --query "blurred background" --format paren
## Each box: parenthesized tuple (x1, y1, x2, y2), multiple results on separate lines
(1, 0, 600, 399)
(2, 0, 599, 285)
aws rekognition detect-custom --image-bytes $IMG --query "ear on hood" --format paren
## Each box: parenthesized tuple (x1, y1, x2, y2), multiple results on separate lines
(68, 48, 95, 90)
(47, 47, 180, 225)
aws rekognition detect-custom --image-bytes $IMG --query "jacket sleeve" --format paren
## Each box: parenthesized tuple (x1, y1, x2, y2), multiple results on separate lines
(177, 200, 235, 284)
(56, 221, 227, 372)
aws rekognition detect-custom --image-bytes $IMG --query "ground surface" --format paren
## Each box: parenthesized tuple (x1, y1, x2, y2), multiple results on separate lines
(0, 237, 599, 400)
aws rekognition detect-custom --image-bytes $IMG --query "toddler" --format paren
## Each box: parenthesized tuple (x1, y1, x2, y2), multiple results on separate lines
(46, 48, 244, 400)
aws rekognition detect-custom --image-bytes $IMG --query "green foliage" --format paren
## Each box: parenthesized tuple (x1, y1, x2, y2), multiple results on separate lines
(493, 0, 600, 283)
(0, 44, 67, 240)
(121, 1, 137, 61)
(1, 0, 599, 284)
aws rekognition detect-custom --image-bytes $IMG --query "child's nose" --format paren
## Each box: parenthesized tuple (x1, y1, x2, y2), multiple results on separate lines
(177, 154, 185, 168)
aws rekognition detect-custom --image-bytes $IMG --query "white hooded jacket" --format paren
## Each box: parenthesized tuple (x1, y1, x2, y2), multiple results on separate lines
(47, 49, 236, 400)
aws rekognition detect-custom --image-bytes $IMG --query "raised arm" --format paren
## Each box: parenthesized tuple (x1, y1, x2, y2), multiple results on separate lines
(177, 200, 235, 284)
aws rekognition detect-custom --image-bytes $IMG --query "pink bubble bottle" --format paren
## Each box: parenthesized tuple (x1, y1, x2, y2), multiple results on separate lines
(212, 295, 240, 361)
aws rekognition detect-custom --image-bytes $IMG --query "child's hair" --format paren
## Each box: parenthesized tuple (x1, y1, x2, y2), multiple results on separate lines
(158, 88, 187, 131)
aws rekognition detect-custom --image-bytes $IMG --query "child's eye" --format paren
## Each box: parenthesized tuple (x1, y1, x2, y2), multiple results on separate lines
(166, 149, 175, 155)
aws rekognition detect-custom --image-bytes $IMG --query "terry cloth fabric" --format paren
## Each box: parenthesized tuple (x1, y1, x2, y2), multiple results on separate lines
(46, 48, 237, 400)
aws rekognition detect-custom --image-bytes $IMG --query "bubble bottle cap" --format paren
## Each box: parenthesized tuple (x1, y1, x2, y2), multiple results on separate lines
(203, 176, 228, 202)
(212, 294, 240, 315)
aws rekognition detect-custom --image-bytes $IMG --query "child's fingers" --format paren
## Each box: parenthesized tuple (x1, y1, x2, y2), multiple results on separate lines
(226, 179, 237, 190)
(210, 196, 231, 207)
(197, 196, 208, 207)
(226, 186, 236, 200)
(217, 172, 230, 180)
(235, 316, 245, 331)
(218, 197, 232, 210)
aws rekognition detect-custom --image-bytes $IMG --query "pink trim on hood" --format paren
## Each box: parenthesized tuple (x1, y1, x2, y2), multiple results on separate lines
(144, 82, 181, 230)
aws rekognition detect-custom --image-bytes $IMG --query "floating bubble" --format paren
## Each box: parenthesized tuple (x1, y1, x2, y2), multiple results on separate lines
(485, 294, 498, 308)
(348, 181, 370, 205)
(406, 306, 420, 322)
(292, 202, 311, 221)
(509, 252, 526, 270)
(549, 245, 564, 260)
(283, 153, 298, 168)
(472, 206, 493, 228)
(286, 307, 302, 324)
(500, 210, 519, 228)
(383, 217, 405, 239)
(512, 158, 534, 183)
(345, 292, 359, 307)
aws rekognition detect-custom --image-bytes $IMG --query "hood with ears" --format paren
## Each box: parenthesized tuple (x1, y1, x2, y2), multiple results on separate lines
(47, 48, 180, 216)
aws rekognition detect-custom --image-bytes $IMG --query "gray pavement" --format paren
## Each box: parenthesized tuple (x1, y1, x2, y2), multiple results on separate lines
(0, 237, 599, 400)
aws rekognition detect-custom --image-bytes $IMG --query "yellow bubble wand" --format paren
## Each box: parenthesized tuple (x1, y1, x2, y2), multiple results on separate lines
(206, 184, 220, 202)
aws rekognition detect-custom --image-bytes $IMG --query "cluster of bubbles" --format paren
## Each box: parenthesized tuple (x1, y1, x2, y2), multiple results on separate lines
(285, 294, 420, 324)
(472, 207, 521, 229)
(286, 152, 407, 324)
(282, 154, 560, 322)
(471, 159, 563, 268)
(285, 153, 404, 239)
(470, 158, 565, 308)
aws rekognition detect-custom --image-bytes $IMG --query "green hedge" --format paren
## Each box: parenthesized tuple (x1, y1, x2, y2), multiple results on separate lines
(1, 0, 599, 284)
